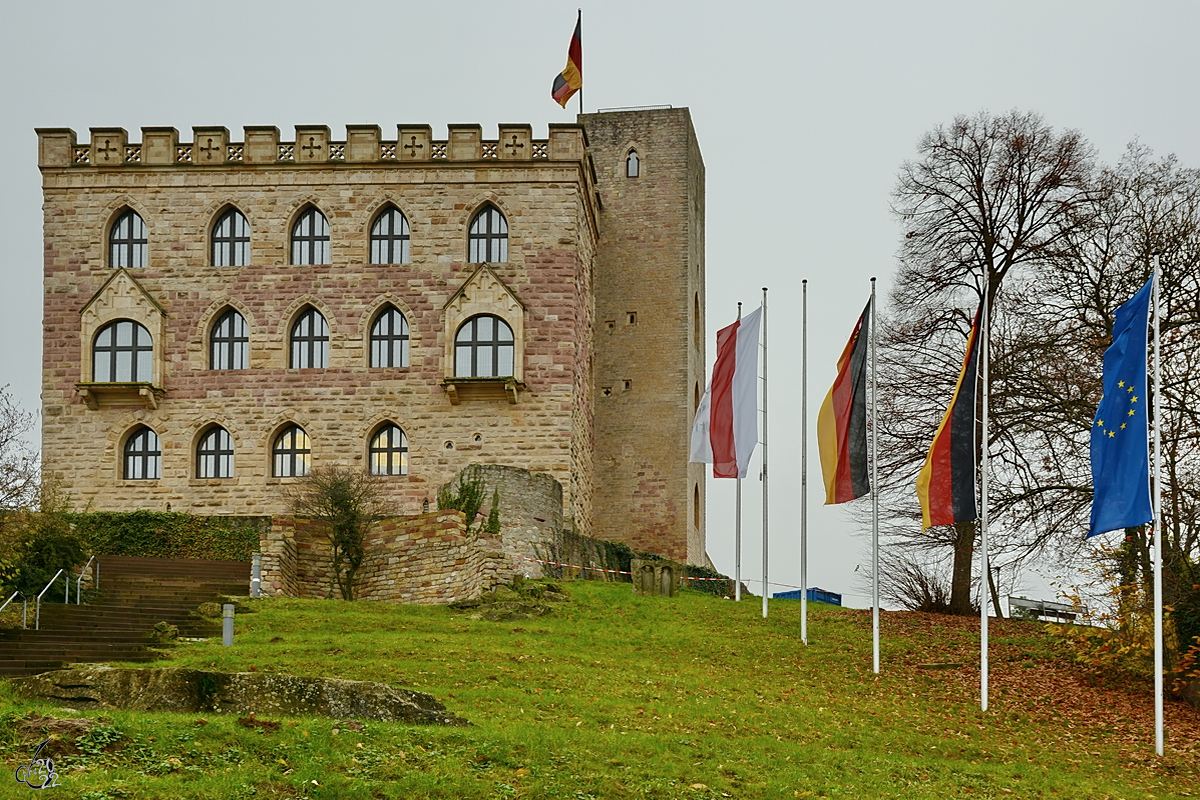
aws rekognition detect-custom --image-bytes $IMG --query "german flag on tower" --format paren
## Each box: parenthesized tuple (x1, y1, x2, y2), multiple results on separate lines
(552, 11, 583, 108)
(915, 295, 984, 529)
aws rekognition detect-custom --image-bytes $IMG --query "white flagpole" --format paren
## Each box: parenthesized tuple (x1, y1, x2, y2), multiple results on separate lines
(980, 286, 991, 712)
(735, 480, 742, 601)
(801, 280, 809, 644)
(761, 287, 770, 619)
(735, 302, 743, 603)
(1153, 256, 1163, 755)
(870, 277, 880, 673)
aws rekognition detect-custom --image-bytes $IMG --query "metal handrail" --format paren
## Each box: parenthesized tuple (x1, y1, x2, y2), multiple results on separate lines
(1, 590, 28, 629)
(35, 569, 66, 631)
(77, 555, 96, 604)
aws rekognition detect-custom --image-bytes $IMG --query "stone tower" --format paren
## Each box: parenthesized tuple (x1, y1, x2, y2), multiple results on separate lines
(581, 109, 707, 565)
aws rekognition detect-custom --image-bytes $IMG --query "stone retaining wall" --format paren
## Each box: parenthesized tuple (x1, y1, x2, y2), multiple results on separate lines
(261, 511, 511, 604)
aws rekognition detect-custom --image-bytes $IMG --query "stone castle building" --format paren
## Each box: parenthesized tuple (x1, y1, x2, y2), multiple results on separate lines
(36, 108, 708, 564)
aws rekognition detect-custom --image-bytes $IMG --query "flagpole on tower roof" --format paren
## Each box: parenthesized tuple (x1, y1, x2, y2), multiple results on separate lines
(578, 9, 583, 114)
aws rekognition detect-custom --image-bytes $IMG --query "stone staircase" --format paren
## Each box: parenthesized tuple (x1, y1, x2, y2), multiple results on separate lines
(0, 556, 250, 678)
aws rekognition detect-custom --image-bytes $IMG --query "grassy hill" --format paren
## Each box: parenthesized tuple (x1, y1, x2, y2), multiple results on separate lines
(2, 580, 1199, 799)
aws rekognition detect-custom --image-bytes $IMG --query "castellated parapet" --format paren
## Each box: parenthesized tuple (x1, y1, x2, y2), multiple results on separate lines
(38, 111, 704, 565)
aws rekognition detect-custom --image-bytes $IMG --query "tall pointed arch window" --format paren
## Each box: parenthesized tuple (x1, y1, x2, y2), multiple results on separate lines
(369, 423, 409, 476)
(291, 207, 330, 265)
(124, 425, 161, 480)
(197, 426, 234, 479)
(370, 306, 409, 368)
(273, 425, 311, 478)
(93, 320, 153, 382)
(455, 314, 514, 377)
(210, 309, 249, 370)
(290, 308, 329, 369)
(626, 150, 640, 178)
(212, 208, 250, 266)
(370, 207, 411, 264)
(468, 206, 508, 263)
(110, 209, 148, 268)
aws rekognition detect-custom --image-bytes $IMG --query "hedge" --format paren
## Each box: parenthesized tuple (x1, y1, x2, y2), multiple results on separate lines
(66, 511, 267, 561)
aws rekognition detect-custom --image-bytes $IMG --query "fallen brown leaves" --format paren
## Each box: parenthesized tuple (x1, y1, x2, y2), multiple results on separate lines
(873, 610, 1200, 773)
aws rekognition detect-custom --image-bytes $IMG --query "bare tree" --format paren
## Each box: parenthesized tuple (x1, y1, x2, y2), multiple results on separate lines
(287, 466, 393, 601)
(879, 110, 1101, 614)
(878, 124, 1200, 654)
(0, 386, 39, 511)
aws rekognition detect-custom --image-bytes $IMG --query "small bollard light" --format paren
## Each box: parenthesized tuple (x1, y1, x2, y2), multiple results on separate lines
(251, 553, 262, 598)
(222, 603, 235, 647)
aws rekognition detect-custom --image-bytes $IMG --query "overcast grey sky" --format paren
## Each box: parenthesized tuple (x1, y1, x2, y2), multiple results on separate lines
(3, 0, 1199, 608)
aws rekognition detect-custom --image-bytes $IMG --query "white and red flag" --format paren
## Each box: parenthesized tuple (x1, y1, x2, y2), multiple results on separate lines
(690, 306, 762, 478)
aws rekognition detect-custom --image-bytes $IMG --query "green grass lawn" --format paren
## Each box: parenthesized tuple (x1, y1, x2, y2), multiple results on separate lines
(3, 581, 1198, 799)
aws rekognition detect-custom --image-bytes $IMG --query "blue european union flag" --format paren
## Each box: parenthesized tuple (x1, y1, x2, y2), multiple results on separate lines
(1088, 277, 1153, 538)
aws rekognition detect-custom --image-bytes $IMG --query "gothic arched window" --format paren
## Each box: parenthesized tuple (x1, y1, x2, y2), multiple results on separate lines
(370, 207, 411, 264)
(124, 425, 161, 480)
(291, 207, 330, 265)
(290, 307, 329, 369)
(454, 314, 514, 377)
(93, 320, 153, 382)
(468, 206, 508, 263)
(369, 423, 409, 476)
(626, 150, 640, 178)
(212, 207, 250, 266)
(110, 209, 148, 268)
(210, 308, 249, 370)
(369, 306, 409, 368)
(272, 425, 310, 478)
(197, 426, 234, 479)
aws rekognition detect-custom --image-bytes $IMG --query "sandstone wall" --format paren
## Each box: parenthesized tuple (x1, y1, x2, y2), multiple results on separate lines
(38, 125, 598, 536)
(449, 463, 564, 579)
(261, 511, 511, 604)
(581, 109, 707, 564)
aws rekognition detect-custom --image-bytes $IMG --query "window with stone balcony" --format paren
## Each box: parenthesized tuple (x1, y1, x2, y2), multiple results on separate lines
(93, 319, 153, 382)
(455, 314, 514, 377)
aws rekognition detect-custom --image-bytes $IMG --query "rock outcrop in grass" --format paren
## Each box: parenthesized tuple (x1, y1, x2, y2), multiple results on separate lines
(10, 666, 467, 726)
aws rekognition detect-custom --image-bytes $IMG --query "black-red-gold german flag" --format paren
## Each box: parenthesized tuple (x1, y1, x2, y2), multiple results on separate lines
(817, 301, 871, 505)
(915, 297, 984, 529)
(551, 12, 582, 108)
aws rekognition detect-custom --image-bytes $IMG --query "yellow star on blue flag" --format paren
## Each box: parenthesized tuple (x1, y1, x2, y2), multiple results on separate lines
(1089, 277, 1153, 538)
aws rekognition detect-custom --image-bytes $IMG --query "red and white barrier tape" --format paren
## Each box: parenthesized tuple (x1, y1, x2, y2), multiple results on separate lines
(515, 555, 630, 576)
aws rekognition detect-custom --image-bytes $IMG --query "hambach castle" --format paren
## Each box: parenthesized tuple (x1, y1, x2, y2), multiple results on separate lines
(36, 108, 708, 565)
